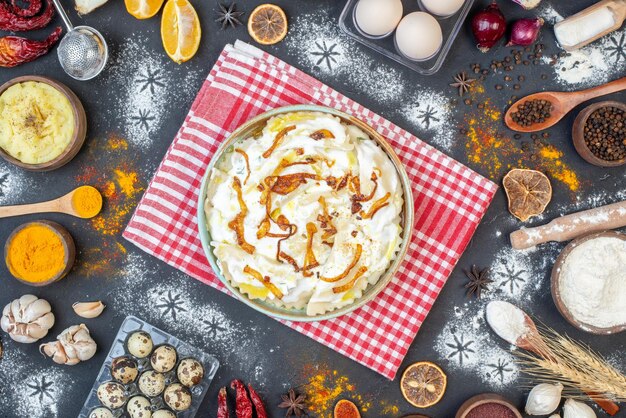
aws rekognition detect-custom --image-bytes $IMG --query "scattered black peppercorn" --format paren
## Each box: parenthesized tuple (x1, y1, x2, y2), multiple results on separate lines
(514, 134, 522, 140)
(511, 99, 553, 127)
(583, 106, 626, 161)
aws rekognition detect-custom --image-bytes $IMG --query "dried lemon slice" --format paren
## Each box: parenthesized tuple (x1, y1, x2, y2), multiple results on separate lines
(248, 4, 288, 45)
(400, 361, 447, 408)
(503, 168, 552, 222)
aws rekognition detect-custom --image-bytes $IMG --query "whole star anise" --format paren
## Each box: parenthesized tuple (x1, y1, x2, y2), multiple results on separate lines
(278, 388, 306, 417)
(216, 2, 245, 29)
(450, 72, 475, 96)
(464, 265, 493, 299)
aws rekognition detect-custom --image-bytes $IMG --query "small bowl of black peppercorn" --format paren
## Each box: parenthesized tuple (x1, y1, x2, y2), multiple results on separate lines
(573, 101, 626, 167)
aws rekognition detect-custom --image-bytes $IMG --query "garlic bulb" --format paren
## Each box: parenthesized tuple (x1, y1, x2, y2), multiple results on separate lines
(525, 382, 563, 415)
(563, 399, 596, 418)
(74, 0, 108, 14)
(40, 324, 97, 365)
(1, 295, 55, 343)
(72, 301, 105, 318)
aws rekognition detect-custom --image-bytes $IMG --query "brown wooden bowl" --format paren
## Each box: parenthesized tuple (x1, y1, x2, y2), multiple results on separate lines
(4, 220, 76, 286)
(551, 230, 626, 335)
(0, 76, 87, 171)
(455, 393, 522, 418)
(572, 101, 626, 167)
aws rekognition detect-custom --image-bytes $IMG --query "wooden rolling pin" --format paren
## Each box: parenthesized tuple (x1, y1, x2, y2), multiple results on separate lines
(511, 200, 626, 249)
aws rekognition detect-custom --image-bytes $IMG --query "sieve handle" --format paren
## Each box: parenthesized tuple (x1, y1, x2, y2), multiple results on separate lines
(51, 0, 74, 31)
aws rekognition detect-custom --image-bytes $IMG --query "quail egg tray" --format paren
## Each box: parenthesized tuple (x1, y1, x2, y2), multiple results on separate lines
(339, 0, 476, 75)
(78, 315, 220, 418)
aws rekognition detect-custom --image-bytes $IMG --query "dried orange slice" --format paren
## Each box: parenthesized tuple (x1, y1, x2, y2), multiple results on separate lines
(400, 361, 447, 408)
(125, 0, 164, 19)
(503, 168, 552, 222)
(334, 400, 361, 418)
(161, 0, 201, 64)
(248, 4, 288, 45)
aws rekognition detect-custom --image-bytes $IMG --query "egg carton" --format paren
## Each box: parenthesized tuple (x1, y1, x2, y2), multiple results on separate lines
(78, 315, 220, 418)
(339, 0, 477, 75)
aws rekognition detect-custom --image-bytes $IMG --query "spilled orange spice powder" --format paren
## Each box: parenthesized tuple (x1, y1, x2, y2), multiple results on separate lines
(302, 365, 370, 418)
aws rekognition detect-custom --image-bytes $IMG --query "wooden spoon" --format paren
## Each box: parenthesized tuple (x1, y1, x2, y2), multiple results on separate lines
(504, 76, 626, 132)
(487, 302, 620, 416)
(0, 186, 102, 219)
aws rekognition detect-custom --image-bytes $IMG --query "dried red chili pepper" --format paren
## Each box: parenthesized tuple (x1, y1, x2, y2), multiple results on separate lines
(217, 387, 229, 418)
(0, 26, 61, 68)
(247, 384, 268, 418)
(230, 379, 253, 418)
(10, 0, 43, 17)
(0, 0, 54, 31)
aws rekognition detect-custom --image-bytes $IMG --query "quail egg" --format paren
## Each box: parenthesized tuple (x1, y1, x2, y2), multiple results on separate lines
(127, 395, 152, 418)
(138, 370, 166, 397)
(150, 345, 177, 373)
(89, 407, 114, 418)
(127, 331, 153, 358)
(97, 381, 127, 409)
(177, 358, 204, 387)
(152, 410, 176, 418)
(111, 356, 139, 384)
(163, 383, 192, 411)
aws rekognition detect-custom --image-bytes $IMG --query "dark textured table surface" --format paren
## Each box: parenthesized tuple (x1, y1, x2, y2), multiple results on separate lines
(0, 0, 624, 417)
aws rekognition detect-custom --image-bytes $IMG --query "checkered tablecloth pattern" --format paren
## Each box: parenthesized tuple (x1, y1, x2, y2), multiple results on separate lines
(123, 41, 497, 380)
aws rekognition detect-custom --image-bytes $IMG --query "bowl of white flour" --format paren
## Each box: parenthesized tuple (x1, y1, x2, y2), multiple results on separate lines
(551, 230, 626, 334)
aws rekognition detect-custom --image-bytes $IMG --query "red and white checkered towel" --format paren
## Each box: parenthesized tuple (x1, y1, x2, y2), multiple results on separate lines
(123, 41, 497, 380)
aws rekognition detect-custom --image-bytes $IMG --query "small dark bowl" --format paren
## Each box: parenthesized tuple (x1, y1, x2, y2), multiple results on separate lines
(4, 220, 76, 286)
(551, 230, 626, 335)
(0, 76, 87, 171)
(456, 393, 522, 418)
(572, 101, 626, 167)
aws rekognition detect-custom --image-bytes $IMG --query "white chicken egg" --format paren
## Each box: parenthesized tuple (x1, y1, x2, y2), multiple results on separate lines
(420, 0, 465, 17)
(354, 0, 403, 37)
(395, 12, 443, 61)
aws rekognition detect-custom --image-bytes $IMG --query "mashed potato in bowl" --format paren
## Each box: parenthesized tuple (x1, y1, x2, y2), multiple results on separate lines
(204, 111, 404, 316)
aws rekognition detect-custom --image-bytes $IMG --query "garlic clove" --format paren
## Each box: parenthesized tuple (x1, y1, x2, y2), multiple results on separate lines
(563, 399, 596, 418)
(23, 299, 52, 322)
(525, 382, 563, 415)
(549, 415, 561, 418)
(72, 301, 105, 319)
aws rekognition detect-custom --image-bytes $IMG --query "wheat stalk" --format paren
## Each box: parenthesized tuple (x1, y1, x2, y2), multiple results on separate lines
(514, 327, 626, 402)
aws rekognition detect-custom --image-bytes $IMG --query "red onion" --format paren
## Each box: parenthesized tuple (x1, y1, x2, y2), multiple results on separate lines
(507, 17, 544, 47)
(510, 0, 542, 10)
(471, 2, 507, 53)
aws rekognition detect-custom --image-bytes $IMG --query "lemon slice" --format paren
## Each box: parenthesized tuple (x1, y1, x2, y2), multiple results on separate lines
(161, 0, 201, 64)
(124, 0, 164, 19)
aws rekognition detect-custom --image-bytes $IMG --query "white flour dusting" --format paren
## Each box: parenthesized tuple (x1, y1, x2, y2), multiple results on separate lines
(0, 164, 36, 205)
(542, 28, 626, 86)
(0, 346, 74, 418)
(538, 4, 564, 25)
(111, 253, 271, 386)
(284, 10, 456, 152)
(106, 35, 203, 148)
(434, 305, 519, 388)
(401, 90, 455, 150)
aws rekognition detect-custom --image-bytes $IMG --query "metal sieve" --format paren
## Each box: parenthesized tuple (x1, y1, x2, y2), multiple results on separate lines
(52, 0, 108, 81)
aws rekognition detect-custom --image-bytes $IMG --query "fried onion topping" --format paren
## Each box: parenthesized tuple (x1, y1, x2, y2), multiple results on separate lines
(227, 176, 255, 254)
(302, 222, 319, 277)
(317, 196, 337, 240)
(360, 192, 391, 220)
(310, 129, 335, 140)
(262, 125, 296, 158)
(234, 148, 251, 185)
(243, 265, 284, 299)
(320, 244, 363, 283)
(266, 173, 319, 195)
(332, 266, 368, 294)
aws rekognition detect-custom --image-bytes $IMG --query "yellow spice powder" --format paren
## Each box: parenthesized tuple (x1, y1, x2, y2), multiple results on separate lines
(7, 224, 66, 282)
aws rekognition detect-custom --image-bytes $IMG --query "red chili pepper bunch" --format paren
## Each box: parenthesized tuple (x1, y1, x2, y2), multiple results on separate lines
(0, 0, 61, 67)
(218, 380, 268, 418)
